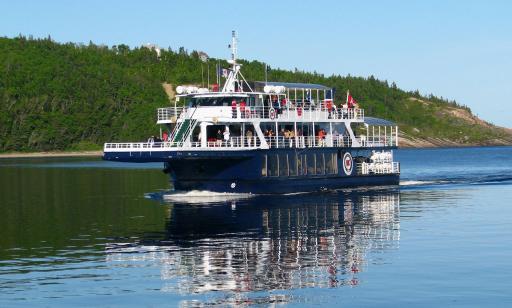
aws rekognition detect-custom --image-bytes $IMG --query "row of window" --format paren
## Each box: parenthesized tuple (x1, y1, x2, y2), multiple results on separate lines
(262, 153, 338, 177)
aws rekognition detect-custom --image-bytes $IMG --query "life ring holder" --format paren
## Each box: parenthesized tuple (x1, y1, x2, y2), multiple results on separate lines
(269, 108, 276, 120)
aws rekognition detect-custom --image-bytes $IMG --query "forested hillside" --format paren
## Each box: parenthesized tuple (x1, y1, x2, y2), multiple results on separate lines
(1, 35, 511, 152)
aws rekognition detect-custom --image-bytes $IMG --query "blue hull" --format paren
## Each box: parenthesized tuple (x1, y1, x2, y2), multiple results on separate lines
(173, 174, 399, 194)
(103, 147, 399, 194)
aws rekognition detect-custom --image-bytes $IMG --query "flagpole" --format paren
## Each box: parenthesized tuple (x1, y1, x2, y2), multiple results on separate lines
(346, 90, 349, 104)
(265, 63, 267, 85)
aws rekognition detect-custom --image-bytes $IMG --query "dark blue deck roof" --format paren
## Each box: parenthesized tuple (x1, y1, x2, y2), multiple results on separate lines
(364, 117, 396, 126)
(255, 81, 331, 91)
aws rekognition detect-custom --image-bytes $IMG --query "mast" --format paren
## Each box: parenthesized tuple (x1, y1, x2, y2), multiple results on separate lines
(221, 31, 253, 93)
(230, 30, 237, 70)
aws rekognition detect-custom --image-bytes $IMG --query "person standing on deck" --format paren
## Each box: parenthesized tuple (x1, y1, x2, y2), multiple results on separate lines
(231, 99, 237, 118)
(216, 129, 223, 147)
(246, 129, 253, 147)
(223, 126, 230, 146)
(240, 100, 247, 118)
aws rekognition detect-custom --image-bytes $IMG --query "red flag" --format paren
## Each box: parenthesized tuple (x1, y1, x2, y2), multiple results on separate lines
(346, 91, 358, 108)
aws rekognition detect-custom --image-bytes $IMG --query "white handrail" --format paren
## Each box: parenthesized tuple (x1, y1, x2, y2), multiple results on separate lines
(104, 133, 396, 152)
(156, 105, 364, 122)
(359, 162, 400, 175)
(157, 107, 186, 122)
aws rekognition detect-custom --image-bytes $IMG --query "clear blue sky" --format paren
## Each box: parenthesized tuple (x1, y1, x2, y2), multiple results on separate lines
(2, 0, 511, 127)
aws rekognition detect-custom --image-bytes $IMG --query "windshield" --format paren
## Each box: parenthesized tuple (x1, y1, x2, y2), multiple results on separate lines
(189, 96, 255, 107)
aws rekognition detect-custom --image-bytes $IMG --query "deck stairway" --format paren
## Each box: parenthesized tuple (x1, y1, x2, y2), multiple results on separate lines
(170, 107, 198, 145)
(171, 119, 191, 143)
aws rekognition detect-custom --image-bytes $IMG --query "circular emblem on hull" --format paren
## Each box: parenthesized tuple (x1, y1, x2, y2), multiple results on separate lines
(343, 152, 353, 175)
(231, 182, 236, 189)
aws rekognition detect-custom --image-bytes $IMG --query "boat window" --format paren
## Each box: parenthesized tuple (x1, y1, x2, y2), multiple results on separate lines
(267, 154, 279, 177)
(299, 154, 307, 176)
(279, 154, 288, 177)
(316, 153, 325, 175)
(289, 153, 298, 176)
(307, 153, 316, 175)
(326, 153, 337, 174)
(261, 155, 267, 177)
(190, 97, 247, 107)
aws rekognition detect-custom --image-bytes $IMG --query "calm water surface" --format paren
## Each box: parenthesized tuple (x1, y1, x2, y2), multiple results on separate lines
(1, 147, 511, 306)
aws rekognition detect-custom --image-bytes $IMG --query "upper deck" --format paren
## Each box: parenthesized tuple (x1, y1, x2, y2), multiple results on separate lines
(156, 97, 364, 124)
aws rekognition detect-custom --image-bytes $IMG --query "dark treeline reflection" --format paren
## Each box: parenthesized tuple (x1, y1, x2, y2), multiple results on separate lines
(107, 190, 400, 295)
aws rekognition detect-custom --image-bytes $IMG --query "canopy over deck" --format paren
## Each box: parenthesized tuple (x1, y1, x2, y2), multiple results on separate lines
(254, 81, 331, 91)
(364, 117, 396, 126)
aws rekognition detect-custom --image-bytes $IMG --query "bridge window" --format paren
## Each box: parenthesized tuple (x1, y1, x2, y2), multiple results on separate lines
(190, 97, 248, 107)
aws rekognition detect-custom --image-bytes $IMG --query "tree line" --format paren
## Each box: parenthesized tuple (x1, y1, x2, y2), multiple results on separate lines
(0, 35, 508, 152)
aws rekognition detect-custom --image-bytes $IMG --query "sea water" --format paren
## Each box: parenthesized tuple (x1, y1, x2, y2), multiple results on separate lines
(0, 147, 511, 306)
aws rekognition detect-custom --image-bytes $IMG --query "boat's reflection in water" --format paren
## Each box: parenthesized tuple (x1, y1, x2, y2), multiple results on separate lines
(107, 189, 400, 303)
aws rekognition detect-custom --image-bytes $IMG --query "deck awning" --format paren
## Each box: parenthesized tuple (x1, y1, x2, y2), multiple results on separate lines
(364, 117, 396, 126)
(254, 81, 331, 91)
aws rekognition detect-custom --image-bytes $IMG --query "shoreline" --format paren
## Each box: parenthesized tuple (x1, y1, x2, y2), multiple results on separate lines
(0, 151, 102, 159)
(1, 144, 511, 159)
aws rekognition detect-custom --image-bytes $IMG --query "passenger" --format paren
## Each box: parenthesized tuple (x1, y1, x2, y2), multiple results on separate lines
(162, 131, 169, 142)
(326, 100, 333, 119)
(285, 129, 292, 147)
(341, 103, 348, 119)
(333, 130, 339, 146)
(153, 136, 162, 147)
(268, 129, 275, 147)
(216, 129, 223, 147)
(246, 129, 253, 147)
(317, 129, 326, 146)
(272, 96, 280, 114)
(223, 127, 230, 146)
(280, 98, 287, 114)
(147, 136, 154, 144)
(240, 100, 247, 118)
(231, 100, 237, 118)
(289, 129, 295, 147)
(280, 128, 286, 147)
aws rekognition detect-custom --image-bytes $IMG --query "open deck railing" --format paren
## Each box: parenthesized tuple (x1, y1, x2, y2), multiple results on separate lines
(104, 132, 396, 152)
(359, 162, 400, 175)
(156, 105, 363, 122)
(264, 135, 353, 148)
(157, 107, 186, 122)
(357, 135, 397, 147)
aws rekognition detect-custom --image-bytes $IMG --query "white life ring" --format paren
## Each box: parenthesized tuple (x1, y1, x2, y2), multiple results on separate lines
(343, 152, 353, 175)
(269, 108, 276, 120)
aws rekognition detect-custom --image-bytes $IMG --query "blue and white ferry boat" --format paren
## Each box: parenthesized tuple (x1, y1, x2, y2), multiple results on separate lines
(103, 33, 400, 194)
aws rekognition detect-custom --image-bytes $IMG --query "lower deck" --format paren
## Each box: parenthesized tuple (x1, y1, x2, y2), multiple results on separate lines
(104, 147, 399, 193)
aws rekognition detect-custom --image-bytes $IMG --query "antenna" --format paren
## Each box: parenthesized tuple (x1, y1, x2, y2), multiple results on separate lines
(230, 30, 237, 70)
(222, 30, 253, 93)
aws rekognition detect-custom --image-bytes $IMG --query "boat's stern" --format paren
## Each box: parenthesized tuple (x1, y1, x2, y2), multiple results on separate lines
(102, 142, 181, 162)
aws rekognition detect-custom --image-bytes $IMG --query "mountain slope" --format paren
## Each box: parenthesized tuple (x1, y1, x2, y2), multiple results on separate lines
(0, 36, 510, 152)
